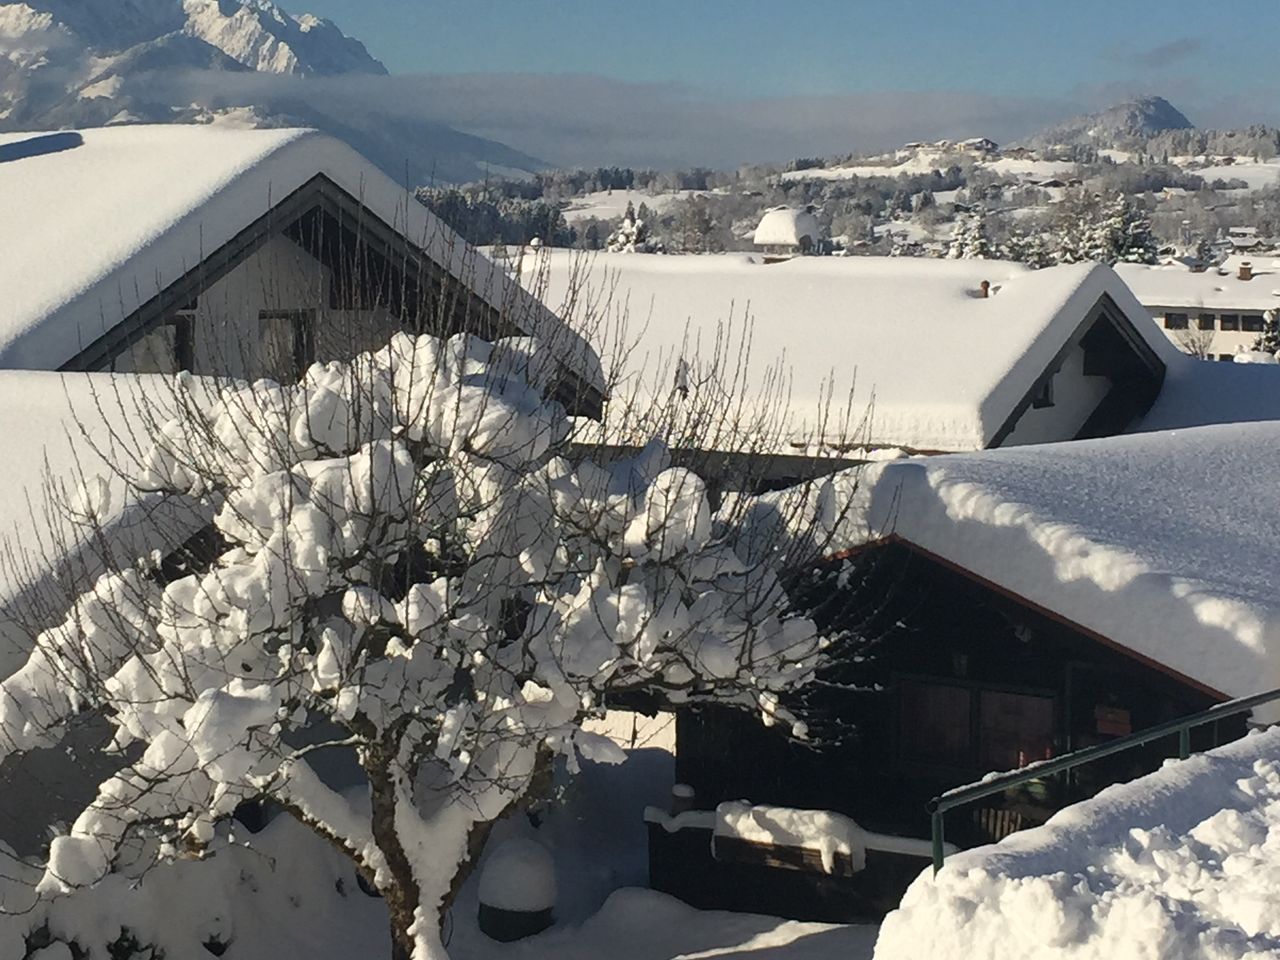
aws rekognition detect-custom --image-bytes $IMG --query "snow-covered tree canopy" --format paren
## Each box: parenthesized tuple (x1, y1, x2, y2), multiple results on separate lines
(0, 331, 831, 960)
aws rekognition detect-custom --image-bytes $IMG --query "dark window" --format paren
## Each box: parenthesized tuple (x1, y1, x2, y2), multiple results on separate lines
(1220, 353, 1236, 361)
(259, 309, 316, 382)
(1197, 313, 1216, 331)
(1164, 313, 1189, 330)
(1221, 314, 1240, 331)
(111, 310, 194, 374)
(979, 691, 1055, 770)
(1243, 314, 1266, 332)
(171, 311, 195, 371)
(899, 682, 972, 767)
(1031, 375, 1055, 409)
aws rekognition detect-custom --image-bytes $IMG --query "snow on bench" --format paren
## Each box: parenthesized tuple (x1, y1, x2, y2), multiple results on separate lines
(643, 801, 954, 878)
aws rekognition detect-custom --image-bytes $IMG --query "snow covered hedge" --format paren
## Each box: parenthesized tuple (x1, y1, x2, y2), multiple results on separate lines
(0, 331, 832, 960)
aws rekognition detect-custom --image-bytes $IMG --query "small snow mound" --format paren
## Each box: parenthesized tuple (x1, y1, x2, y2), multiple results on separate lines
(1234, 350, 1279, 364)
(478, 838, 558, 913)
(714, 802, 866, 874)
(753, 207, 821, 248)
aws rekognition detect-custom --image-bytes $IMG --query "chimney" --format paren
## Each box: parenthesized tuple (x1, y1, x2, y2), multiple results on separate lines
(1240, 261, 1254, 281)
(980, 280, 991, 298)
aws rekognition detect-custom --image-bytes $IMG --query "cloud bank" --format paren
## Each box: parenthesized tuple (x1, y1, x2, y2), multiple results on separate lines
(140, 69, 1077, 169)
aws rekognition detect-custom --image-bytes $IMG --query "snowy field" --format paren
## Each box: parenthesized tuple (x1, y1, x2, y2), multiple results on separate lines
(1191, 158, 1280, 191)
(561, 190, 704, 223)
(780, 154, 1076, 182)
(875, 727, 1280, 960)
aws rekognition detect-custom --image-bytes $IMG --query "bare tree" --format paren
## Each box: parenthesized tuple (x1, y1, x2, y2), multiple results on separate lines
(1177, 325, 1217, 360)
(0, 242, 866, 960)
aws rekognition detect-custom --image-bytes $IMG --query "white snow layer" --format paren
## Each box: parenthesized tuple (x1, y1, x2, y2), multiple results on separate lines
(0, 125, 603, 393)
(1115, 260, 1280, 312)
(520, 252, 1175, 452)
(798, 420, 1280, 701)
(875, 727, 1280, 960)
(478, 838, 558, 912)
(714, 801, 866, 874)
(753, 207, 822, 248)
(0, 371, 208, 679)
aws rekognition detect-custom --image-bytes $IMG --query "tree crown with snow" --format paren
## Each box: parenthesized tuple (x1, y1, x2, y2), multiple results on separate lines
(0, 327, 835, 959)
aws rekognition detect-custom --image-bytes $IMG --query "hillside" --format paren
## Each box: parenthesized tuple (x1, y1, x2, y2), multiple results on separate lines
(1021, 95, 1194, 148)
(0, 0, 546, 184)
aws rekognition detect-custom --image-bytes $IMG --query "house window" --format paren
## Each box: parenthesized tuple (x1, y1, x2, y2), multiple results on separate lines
(898, 679, 1056, 774)
(979, 690, 1055, 770)
(259, 309, 316, 382)
(114, 310, 195, 374)
(1163, 313, 1189, 330)
(1243, 314, 1266, 333)
(899, 682, 972, 768)
(1219, 353, 1235, 361)
(1197, 313, 1216, 331)
(1031, 375, 1055, 409)
(1220, 314, 1240, 331)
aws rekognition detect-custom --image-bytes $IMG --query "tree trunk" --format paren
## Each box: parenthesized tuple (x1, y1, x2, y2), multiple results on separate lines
(367, 751, 422, 960)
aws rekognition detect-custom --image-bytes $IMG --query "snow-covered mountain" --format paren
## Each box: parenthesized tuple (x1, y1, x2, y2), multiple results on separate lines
(0, 0, 546, 183)
(1022, 96, 1195, 148)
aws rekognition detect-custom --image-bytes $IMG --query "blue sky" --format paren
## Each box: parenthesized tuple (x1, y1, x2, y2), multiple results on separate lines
(288, 1, 1279, 167)
(302, 0, 1271, 107)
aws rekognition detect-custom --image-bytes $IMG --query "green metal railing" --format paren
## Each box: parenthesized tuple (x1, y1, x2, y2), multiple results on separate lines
(928, 686, 1280, 874)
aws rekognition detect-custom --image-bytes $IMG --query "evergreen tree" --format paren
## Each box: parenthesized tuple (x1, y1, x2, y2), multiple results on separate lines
(1254, 309, 1280, 355)
(1003, 230, 1054, 269)
(605, 201, 658, 253)
(947, 208, 991, 259)
(1107, 194, 1159, 265)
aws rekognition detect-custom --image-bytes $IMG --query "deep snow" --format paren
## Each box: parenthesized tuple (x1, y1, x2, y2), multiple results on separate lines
(766, 420, 1280, 701)
(520, 251, 1174, 452)
(0, 744, 878, 960)
(875, 727, 1280, 960)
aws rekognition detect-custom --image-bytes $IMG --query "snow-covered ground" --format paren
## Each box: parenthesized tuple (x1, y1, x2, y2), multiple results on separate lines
(875, 726, 1280, 960)
(980, 157, 1078, 180)
(561, 190, 704, 224)
(484, 888, 878, 960)
(1187, 158, 1280, 192)
(780, 153, 1076, 183)
(0, 741, 876, 959)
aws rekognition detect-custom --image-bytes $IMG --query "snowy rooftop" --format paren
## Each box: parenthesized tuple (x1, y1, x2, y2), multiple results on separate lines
(1115, 257, 1280, 312)
(753, 207, 822, 248)
(878, 726, 1280, 960)
(521, 252, 1173, 452)
(1138, 355, 1280, 431)
(815, 422, 1280, 698)
(0, 126, 602, 391)
(0, 371, 204, 678)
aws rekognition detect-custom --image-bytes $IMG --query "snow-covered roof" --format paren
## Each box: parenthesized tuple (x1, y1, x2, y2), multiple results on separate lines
(520, 252, 1173, 452)
(1115, 258, 1280, 313)
(0, 371, 206, 678)
(817, 422, 1280, 698)
(1137, 355, 1280, 432)
(878, 726, 1280, 960)
(0, 126, 603, 392)
(752, 208, 821, 248)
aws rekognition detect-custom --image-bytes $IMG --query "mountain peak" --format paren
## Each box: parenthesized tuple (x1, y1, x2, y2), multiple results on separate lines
(1024, 95, 1194, 148)
(180, 0, 387, 75)
(0, 0, 545, 185)
(1, 0, 386, 75)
